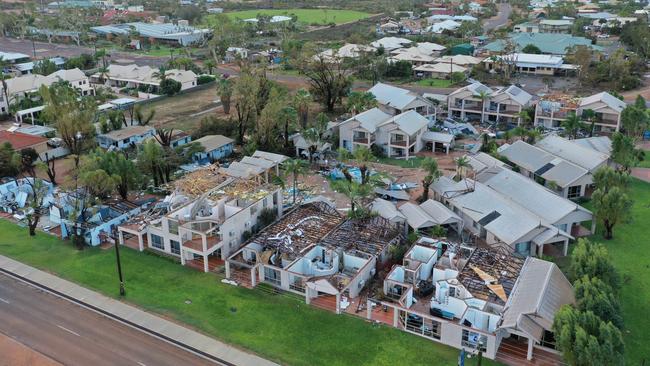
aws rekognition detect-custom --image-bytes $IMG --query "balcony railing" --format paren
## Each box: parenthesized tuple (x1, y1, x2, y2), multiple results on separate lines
(390, 139, 407, 146)
(353, 136, 370, 144)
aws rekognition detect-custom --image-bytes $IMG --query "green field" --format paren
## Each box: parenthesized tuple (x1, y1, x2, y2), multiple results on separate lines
(582, 178, 650, 365)
(0, 220, 496, 366)
(635, 150, 650, 168)
(415, 78, 454, 88)
(221, 9, 371, 25)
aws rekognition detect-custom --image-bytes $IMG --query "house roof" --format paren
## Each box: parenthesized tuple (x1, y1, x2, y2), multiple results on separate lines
(499, 257, 575, 341)
(252, 150, 289, 164)
(481, 167, 591, 223)
(390, 48, 436, 63)
(399, 202, 437, 229)
(579, 91, 627, 113)
(535, 135, 609, 171)
(414, 42, 447, 54)
(484, 33, 602, 55)
(379, 110, 428, 135)
(370, 198, 406, 223)
(194, 134, 234, 152)
(493, 85, 533, 107)
(370, 37, 412, 50)
(340, 107, 393, 132)
(426, 19, 461, 33)
(99, 125, 155, 141)
(421, 131, 455, 144)
(486, 53, 564, 67)
(0, 51, 29, 62)
(413, 63, 467, 74)
(572, 136, 612, 155)
(467, 152, 506, 174)
(368, 83, 432, 111)
(540, 19, 573, 26)
(0, 131, 48, 150)
(419, 199, 462, 225)
(96, 64, 196, 86)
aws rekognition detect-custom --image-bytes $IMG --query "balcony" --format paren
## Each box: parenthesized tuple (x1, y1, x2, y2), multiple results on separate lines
(390, 139, 407, 146)
(182, 234, 221, 253)
(353, 136, 370, 144)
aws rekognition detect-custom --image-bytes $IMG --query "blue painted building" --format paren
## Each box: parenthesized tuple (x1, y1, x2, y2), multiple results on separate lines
(193, 134, 234, 163)
(97, 125, 156, 150)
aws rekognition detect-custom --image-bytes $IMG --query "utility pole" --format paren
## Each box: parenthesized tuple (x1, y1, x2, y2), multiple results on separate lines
(112, 229, 125, 296)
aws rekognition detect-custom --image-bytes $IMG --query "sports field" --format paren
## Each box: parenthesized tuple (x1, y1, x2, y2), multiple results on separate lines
(223, 9, 371, 25)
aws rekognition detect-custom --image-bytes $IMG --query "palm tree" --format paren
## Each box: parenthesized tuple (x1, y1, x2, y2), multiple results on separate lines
(455, 156, 471, 181)
(330, 178, 374, 215)
(511, 126, 528, 141)
(562, 111, 585, 139)
(133, 105, 155, 126)
(346, 91, 377, 115)
(476, 90, 491, 124)
(517, 109, 532, 127)
(97, 66, 110, 85)
(526, 128, 542, 144)
(302, 113, 328, 165)
(582, 109, 596, 137)
(420, 157, 441, 202)
(293, 89, 311, 129)
(352, 146, 374, 185)
(217, 78, 232, 115)
(204, 59, 216, 75)
(279, 106, 298, 147)
(282, 158, 307, 205)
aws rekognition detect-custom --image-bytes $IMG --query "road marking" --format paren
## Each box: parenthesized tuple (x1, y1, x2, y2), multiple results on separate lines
(56, 325, 80, 337)
(0, 298, 9, 304)
(137, 362, 147, 366)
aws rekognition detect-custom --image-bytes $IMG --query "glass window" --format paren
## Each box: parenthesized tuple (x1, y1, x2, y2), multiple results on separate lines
(462, 330, 487, 352)
(567, 185, 581, 199)
(151, 234, 164, 250)
(168, 220, 179, 235)
(515, 242, 531, 256)
(170, 240, 180, 255)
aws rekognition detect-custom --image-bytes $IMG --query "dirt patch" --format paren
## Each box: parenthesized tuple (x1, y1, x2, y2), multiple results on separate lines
(140, 88, 222, 132)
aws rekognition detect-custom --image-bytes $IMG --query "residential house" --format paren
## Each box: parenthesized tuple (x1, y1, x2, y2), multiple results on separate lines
(513, 22, 540, 33)
(97, 125, 156, 149)
(425, 19, 462, 33)
(413, 63, 468, 79)
(370, 37, 413, 51)
(91, 64, 197, 92)
(118, 154, 286, 272)
(499, 139, 603, 198)
(534, 92, 625, 132)
(483, 53, 577, 76)
(0, 130, 49, 154)
(447, 82, 533, 124)
(431, 166, 593, 256)
(535, 135, 610, 174)
(192, 135, 234, 163)
(390, 48, 437, 66)
(368, 82, 435, 115)
(227, 202, 403, 313)
(0, 51, 30, 65)
(433, 55, 482, 67)
(539, 19, 573, 33)
(398, 199, 462, 233)
(338, 108, 429, 158)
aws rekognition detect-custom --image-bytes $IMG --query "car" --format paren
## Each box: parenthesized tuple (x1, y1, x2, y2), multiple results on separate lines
(597, 34, 610, 38)
(47, 137, 63, 148)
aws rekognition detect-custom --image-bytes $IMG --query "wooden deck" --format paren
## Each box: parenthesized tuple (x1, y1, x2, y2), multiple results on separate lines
(310, 295, 337, 313)
(496, 338, 565, 366)
(229, 267, 254, 289)
(185, 257, 224, 272)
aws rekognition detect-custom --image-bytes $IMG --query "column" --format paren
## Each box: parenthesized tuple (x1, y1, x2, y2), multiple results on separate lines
(203, 254, 209, 273)
(527, 337, 534, 361)
(563, 240, 569, 256)
(180, 249, 186, 266)
(118, 231, 124, 245)
(336, 293, 341, 315)
(305, 288, 310, 304)
(138, 234, 144, 252)
(537, 243, 544, 257)
(250, 267, 257, 287)
(591, 220, 597, 235)
(225, 261, 231, 278)
(393, 307, 399, 327)
(406, 136, 410, 160)
(366, 300, 372, 320)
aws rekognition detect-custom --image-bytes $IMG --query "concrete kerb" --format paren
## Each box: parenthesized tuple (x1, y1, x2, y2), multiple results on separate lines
(0, 255, 278, 366)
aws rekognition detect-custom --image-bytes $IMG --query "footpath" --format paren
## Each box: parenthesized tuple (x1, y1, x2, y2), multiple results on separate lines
(0, 255, 278, 366)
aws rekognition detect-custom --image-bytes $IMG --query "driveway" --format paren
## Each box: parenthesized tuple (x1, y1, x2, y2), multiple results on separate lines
(483, 3, 512, 32)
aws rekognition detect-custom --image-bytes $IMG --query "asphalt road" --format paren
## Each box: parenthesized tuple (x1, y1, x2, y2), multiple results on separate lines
(0, 274, 216, 366)
(483, 3, 512, 32)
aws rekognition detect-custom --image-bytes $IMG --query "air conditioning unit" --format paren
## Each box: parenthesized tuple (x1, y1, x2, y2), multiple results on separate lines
(358, 280, 366, 289)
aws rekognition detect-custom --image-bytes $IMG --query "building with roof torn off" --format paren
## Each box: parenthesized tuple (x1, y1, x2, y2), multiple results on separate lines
(533, 91, 627, 132)
(227, 201, 404, 313)
(117, 151, 287, 272)
(374, 237, 573, 361)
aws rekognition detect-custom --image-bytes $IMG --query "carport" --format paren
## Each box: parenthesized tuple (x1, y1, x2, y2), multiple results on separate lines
(422, 131, 455, 154)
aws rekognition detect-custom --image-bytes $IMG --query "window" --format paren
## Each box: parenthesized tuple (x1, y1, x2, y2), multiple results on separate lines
(151, 234, 164, 250)
(168, 220, 179, 235)
(264, 267, 281, 286)
(250, 205, 258, 215)
(170, 240, 180, 255)
(462, 330, 487, 352)
(263, 198, 268, 208)
(540, 330, 557, 349)
(567, 185, 581, 199)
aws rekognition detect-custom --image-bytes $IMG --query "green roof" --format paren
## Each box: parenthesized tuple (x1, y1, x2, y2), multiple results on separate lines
(484, 33, 602, 55)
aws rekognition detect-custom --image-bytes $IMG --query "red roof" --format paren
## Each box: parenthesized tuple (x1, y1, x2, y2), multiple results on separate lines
(0, 131, 48, 150)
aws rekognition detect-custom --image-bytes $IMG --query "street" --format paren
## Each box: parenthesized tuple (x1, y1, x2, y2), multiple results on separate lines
(0, 274, 217, 366)
(483, 3, 512, 32)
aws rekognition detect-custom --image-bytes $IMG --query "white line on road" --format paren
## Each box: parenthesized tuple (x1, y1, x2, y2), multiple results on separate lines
(57, 325, 81, 337)
(0, 297, 9, 304)
(137, 362, 147, 366)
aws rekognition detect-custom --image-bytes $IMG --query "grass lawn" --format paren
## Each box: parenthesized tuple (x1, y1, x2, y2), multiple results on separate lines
(581, 178, 650, 365)
(0, 220, 497, 366)
(414, 78, 453, 88)
(218, 9, 370, 25)
(376, 157, 426, 168)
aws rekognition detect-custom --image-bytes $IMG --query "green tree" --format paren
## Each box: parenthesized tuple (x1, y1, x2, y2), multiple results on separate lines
(79, 167, 117, 199)
(279, 106, 298, 147)
(570, 239, 621, 290)
(346, 91, 377, 114)
(553, 306, 624, 366)
(302, 113, 328, 164)
(0, 57, 12, 114)
(420, 157, 441, 202)
(217, 78, 233, 115)
(33, 59, 57, 75)
(620, 102, 648, 139)
(574, 276, 624, 329)
(293, 89, 311, 129)
(137, 139, 165, 187)
(522, 44, 542, 54)
(561, 111, 585, 139)
(159, 78, 181, 96)
(591, 185, 632, 240)
(254, 87, 285, 152)
(133, 105, 155, 126)
(282, 158, 307, 205)
(330, 179, 374, 215)
(40, 83, 96, 168)
(454, 156, 471, 180)
(0, 142, 20, 178)
(83, 149, 140, 200)
(232, 68, 260, 144)
(302, 55, 352, 112)
(204, 59, 216, 75)
(23, 176, 49, 236)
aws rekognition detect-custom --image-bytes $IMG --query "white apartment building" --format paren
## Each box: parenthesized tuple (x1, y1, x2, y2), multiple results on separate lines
(447, 82, 532, 125)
